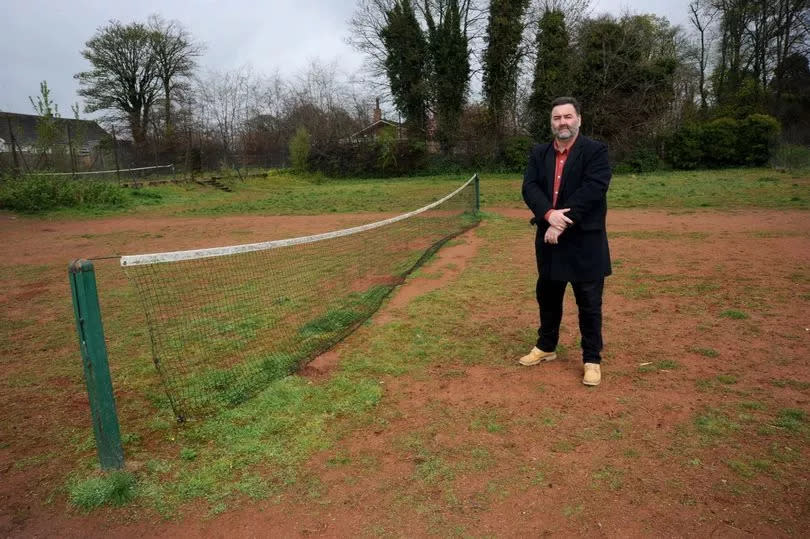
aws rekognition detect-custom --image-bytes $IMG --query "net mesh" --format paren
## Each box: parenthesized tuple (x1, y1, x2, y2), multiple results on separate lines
(36, 164, 174, 183)
(121, 175, 479, 420)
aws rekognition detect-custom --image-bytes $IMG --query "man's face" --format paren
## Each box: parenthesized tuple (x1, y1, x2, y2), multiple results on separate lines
(550, 104, 580, 141)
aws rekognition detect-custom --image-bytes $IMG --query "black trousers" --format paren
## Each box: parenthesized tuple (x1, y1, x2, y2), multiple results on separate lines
(535, 277, 604, 364)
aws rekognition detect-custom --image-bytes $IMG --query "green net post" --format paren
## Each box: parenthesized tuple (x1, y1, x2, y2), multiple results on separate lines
(474, 173, 480, 212)
(69, 259, 124, 470)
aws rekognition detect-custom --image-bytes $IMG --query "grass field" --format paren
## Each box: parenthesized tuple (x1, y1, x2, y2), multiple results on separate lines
(1, 167, 809, 536)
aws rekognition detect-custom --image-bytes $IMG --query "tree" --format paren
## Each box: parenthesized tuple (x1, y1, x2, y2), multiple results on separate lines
(381, 0, 429, 134)
(688, 0, 717, 111)
(481, 0, 530, 139)
(770, 52, 810, 142)
(76, 20, 161, 154)
(348, 0, 398, 84)
(28, 81, 62, 166)
(195, 66, 261, 166)
(425, 0, 471, 151)
(573, 15, 681, 153)
(289, 126, 311, 170)
(527, 9, 570, 141)
(147, 15, 203, 142)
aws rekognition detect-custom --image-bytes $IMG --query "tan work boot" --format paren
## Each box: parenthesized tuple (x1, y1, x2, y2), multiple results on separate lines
(518, 346, 557, 366)
(583, 363, 601, 386)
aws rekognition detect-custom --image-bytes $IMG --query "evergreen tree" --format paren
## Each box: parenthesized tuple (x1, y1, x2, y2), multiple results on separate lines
(527, 10, 570, 142)
(381, 0, 429, 135)
(425, 0, 470, 152)
(481, 0, 530, 139)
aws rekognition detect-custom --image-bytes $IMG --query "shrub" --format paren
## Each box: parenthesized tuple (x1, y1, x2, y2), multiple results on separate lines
(289, 127, 311, 171)
(665, 124, 704, 170)
(739, 114, 780, 166)
(617, 146, 660, 173)
(501, 135, 534, 172)
(702, 117, 740, 167)
(664, 114, 782, 170)
(0, 175, 128, 213)
(308, 139, 426, 177)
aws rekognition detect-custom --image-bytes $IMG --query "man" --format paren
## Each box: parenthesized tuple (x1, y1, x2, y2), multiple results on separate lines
(519, 97, 612, 386)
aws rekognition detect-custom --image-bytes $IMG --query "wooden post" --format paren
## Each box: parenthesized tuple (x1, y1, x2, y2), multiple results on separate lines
(474, 173, 481, 212)
(111, 127, 121, 186)
(7, 117, 20, 176)
(66, 123, 77, 180)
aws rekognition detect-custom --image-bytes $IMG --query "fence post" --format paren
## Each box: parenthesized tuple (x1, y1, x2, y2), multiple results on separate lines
(474, 173, 480, 212)
(69, 259, 124, 470)
(66, 123, 77, 180)
(6, 117, 22, 176)
(111, 127, 121, 186)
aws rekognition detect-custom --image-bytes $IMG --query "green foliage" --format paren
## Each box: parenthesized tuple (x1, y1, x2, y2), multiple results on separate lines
(528, 10, 570, 142)
(381, 0, 428, 133)
(482, 0, 530, 135)
(0, 175, 127, 213)
(665, 114, 782, 170)
(740, 114, 781, 166)
(69, 471, 137, 510)
(501, 135, 533, 172)
(703, 118, 740, 167)
(666, 124, 704, 169)
(424, 0, 469, 152)
(574, 15, 680, 152)
(289, 127, 311, 171)
(309, 139, 426, 177)
(28, 81, 64, 164)
(614, 146, 660, 174)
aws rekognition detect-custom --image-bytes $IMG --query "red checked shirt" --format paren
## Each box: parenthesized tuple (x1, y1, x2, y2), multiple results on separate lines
(544, 135, 577, 222)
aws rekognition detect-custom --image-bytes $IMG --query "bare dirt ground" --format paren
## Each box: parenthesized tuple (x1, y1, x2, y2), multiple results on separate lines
(2, 208, 809, 537)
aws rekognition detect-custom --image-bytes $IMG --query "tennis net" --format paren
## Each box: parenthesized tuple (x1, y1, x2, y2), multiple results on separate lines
(121, 174, 480, 420)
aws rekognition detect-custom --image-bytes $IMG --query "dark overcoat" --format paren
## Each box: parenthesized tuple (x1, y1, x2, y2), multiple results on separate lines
(522, 135, 612, 282)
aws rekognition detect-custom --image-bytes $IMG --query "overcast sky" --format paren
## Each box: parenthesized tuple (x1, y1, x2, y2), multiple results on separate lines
(0, 0, 693, 118)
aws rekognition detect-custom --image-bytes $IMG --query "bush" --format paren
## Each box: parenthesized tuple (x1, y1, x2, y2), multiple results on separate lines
(702, 117, 740, 167)
(289, 127, 311, 171)
(740, 114, 781, 166)
(501, 135, 534, 172)
(0, 175, 128, 213)
(309, 139, 427, 177)
(665, 124, 704, 170)
(616, 146, 660, 173)
(664, 114, 782, 170)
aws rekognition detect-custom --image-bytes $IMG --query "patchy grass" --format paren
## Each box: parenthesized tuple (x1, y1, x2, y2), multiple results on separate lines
(694, 409, 740, 442)
(68, 472, 137, 511)
(774, 408, 807, 433)
(720, 309, 750, 320)
(5, 169, 810, 534)
(690, 346, 719, 358)
(639, 359, 681, 372)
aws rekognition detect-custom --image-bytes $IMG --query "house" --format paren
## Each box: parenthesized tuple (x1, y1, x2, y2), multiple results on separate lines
(346, 98, 405, 143)
(0, 112, 110, 156)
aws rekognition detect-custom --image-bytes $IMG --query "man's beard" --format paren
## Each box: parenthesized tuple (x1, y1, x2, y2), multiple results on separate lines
(553, 124, 579, 140)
